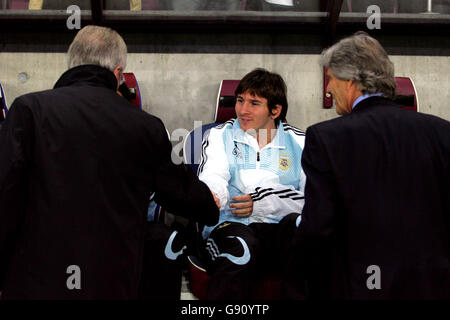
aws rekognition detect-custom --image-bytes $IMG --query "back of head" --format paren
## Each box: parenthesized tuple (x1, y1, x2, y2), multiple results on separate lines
(67, 25, 127, 73)
(235, 68, 288, 126)
(320, 32, 396, 99)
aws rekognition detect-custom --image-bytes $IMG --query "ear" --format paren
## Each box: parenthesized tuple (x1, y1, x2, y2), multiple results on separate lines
(113, 66, 122, 89)
(347, 80, 363, 107)
(271, 104, 282, 119)
(346, 79, 355, 89)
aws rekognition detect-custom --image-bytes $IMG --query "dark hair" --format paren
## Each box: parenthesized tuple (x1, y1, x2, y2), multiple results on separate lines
(235, 68, 288, 126)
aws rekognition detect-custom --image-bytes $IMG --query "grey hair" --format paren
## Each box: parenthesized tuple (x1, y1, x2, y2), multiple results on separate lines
(320, 32, 396, 99)
(67, 25, 127, 73)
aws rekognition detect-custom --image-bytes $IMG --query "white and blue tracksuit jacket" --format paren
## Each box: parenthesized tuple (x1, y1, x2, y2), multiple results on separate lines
(198, 119, 306, 238)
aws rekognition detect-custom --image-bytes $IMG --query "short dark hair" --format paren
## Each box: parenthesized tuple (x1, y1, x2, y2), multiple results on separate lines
(235, 68, 288, 126)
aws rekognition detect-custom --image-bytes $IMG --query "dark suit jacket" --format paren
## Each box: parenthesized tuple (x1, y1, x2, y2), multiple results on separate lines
(289, 96, 450, 299)
(0, 65, 219, 299)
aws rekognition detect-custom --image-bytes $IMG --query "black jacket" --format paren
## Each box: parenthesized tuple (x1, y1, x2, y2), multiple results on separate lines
(287, 97, 450, 299)
(0, 65, 219, 299)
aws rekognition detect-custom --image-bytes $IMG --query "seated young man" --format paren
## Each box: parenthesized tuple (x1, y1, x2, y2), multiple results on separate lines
(198, 68, 306, 299)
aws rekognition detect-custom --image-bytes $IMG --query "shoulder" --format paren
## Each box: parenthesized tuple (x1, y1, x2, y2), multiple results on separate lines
(359, 97, 449, 130)
(411, 112, 450, 142)
(283, 122, 305, 137)
(7, 89, 62, 120)
(206, 119, 236, 140)
(282, 122, 306, 147)
(303, 116, 351, 148)
(308, 115, 345, 132)
(12, 88, 56, 107)
(213, 119, 236, 131)
(409, 111, 450, 127)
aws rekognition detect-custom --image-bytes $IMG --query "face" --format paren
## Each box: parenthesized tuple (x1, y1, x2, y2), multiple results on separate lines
(326, 69, 354, 115)
(235, 90, 281, 133)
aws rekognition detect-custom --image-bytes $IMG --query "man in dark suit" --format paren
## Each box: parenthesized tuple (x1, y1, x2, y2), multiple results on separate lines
(284, 32, 450, 299)
(0, 25, 219, 299)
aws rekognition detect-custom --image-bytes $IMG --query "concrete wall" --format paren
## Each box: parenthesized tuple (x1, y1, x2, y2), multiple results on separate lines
(1, 53, 449, 139)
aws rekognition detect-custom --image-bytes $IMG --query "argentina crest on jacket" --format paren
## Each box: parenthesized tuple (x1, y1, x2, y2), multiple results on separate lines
(279, 152, 290, 171)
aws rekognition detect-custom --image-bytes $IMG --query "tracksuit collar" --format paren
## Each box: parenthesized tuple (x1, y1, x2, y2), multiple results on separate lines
(232, 119, 286, 149)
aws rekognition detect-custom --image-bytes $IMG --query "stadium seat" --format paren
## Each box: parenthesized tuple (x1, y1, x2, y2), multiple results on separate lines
(214, 80, 239, 122)
(121, 72, 143, 109)
(394, 76, 419, 112)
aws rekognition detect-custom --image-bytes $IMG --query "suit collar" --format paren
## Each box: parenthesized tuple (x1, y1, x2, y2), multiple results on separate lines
(352, 93, 383, 110)
(352, 96, 399, 113)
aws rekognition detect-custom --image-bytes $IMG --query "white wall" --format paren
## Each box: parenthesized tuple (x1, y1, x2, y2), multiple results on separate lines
(1, 53, 449, 137)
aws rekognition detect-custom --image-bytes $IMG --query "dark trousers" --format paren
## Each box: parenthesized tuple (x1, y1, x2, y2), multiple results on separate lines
(138, 222, 185, 300)
(204, 212, 300, 300)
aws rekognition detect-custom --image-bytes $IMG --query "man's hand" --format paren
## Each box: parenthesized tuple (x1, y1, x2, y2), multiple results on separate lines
(230, 194, 254, 217)
(211, 190, 221, 208)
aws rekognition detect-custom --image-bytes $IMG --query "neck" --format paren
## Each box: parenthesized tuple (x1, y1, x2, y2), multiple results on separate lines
(348, 89, 363, 112)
